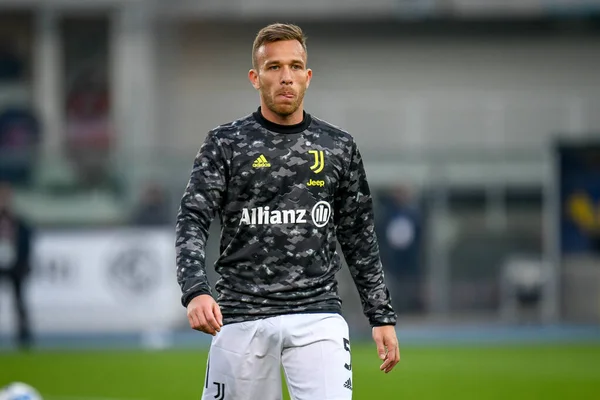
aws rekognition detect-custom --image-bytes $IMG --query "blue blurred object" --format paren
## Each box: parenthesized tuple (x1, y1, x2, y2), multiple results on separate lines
(558, 141, 600, 255)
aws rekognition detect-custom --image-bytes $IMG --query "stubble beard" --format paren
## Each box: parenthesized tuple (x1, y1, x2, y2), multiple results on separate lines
(262, 87, 306, 118)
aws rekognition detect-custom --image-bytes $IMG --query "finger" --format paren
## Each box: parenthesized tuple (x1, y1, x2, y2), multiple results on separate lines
(385, 359, 398, 374)
(381, 357, 395, 373)
(379, 351, 393, 372)
(187, 308, 201, 330)
(379, 340, 396, 369)
(213, 302, 223, 327)
(204, 306, 221, 334)
(198, 309, 215, 336)
(374, 336, 386, 360)
(384, 344, 400, 373)
(195, 308, 214, 335)
(384, 357, 396, 373)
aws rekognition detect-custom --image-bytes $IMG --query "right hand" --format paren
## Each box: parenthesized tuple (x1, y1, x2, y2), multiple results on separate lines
(187, 294, 223, 336)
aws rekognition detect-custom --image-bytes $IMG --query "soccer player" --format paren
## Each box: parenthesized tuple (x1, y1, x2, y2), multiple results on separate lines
(176, 23, 400, 400)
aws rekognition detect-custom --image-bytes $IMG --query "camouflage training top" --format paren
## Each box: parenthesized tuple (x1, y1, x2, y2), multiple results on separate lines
(176, 107, 397, 326)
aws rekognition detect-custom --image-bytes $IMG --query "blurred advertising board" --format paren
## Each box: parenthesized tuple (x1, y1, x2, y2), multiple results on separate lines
(0, 228, 184, 335)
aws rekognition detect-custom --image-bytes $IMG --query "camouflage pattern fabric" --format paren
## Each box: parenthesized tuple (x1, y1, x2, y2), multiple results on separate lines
(176, 108, 397, 327)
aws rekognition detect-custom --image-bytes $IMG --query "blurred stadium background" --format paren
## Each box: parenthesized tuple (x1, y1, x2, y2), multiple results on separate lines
(1, 0, 600, 399)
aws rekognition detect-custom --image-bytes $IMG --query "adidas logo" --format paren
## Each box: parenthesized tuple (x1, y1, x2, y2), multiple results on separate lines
(343, 378, 352, 391)
(252, 154, 271, 168)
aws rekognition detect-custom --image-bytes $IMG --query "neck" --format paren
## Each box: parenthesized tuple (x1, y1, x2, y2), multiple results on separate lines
(260, 102, 304, 125)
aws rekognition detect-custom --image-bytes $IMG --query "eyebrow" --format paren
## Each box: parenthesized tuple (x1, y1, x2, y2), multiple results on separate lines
(264, 59, 305, 67)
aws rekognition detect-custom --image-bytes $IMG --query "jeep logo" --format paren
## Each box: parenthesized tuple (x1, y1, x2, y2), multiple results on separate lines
(307, 179, 325, 187)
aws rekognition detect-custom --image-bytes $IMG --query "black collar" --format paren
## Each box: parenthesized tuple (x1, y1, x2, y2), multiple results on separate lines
(253, 107, 311, 134)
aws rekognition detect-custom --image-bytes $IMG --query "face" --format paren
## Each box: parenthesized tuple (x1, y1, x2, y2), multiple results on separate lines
(249, 40, 312, 120)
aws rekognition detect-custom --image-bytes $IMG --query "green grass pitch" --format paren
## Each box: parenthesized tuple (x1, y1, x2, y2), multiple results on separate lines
(2, 343, 599, 399)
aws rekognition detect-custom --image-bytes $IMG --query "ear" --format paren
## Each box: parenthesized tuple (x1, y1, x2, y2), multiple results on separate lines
(306, 68, 313, 89)
(248, 69, 260, 90)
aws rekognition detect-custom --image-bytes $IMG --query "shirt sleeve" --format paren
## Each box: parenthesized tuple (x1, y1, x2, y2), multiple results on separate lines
(334, 140, 397, 326)
(175, 131, 227, 307)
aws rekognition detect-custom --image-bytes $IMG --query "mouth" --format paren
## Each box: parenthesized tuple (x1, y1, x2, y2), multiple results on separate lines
(277, 91, 296, 99)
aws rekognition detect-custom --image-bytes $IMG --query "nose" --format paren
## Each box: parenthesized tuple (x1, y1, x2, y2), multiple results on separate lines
(280, 66, 293, 85)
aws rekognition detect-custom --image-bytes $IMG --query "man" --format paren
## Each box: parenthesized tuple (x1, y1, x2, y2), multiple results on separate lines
(0, 181, 33, 349)
(131, 182, 171, 227)
(176, 23, 400, 400)
(376, 185, 423, 314)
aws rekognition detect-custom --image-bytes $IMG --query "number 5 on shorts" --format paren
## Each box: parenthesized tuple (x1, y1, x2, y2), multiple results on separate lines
(343, 338, 352, 371)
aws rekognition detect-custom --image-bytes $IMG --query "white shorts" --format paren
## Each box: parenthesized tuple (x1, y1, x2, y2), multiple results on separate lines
(201, 313, 353, 400)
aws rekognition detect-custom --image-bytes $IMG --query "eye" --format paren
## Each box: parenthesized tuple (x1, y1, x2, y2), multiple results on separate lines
(292, 64, 303, 70)
(268, 65, 279, 70)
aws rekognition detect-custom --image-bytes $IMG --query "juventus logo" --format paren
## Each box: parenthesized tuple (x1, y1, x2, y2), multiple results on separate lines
(309, 150, 325, 173)
(213, 382, 225, 400)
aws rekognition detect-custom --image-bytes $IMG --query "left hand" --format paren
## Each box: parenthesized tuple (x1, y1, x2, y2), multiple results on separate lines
(372, 325, 400, 373)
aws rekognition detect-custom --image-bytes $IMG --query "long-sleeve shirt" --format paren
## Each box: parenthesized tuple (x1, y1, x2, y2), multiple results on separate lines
(176, 108, 397, 326)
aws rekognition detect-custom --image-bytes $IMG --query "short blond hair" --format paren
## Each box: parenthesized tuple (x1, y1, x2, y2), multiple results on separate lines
(252, 23, 307, 69)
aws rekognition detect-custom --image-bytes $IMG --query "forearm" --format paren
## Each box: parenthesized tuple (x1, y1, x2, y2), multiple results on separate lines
(176, 207, 213, 306)
(176, 131, 227, 307)
(336, 140, 396, 326)
(339, 226, 397, 326)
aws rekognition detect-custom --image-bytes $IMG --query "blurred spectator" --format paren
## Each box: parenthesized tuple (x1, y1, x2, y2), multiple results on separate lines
(131, 183, 171, 226)
(376, 185, 424, 314)
(0, 39, 24, 81)
(0, 181, 33, 349)
(0, 103, 41, 186)
(65, 70, 113, 190)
